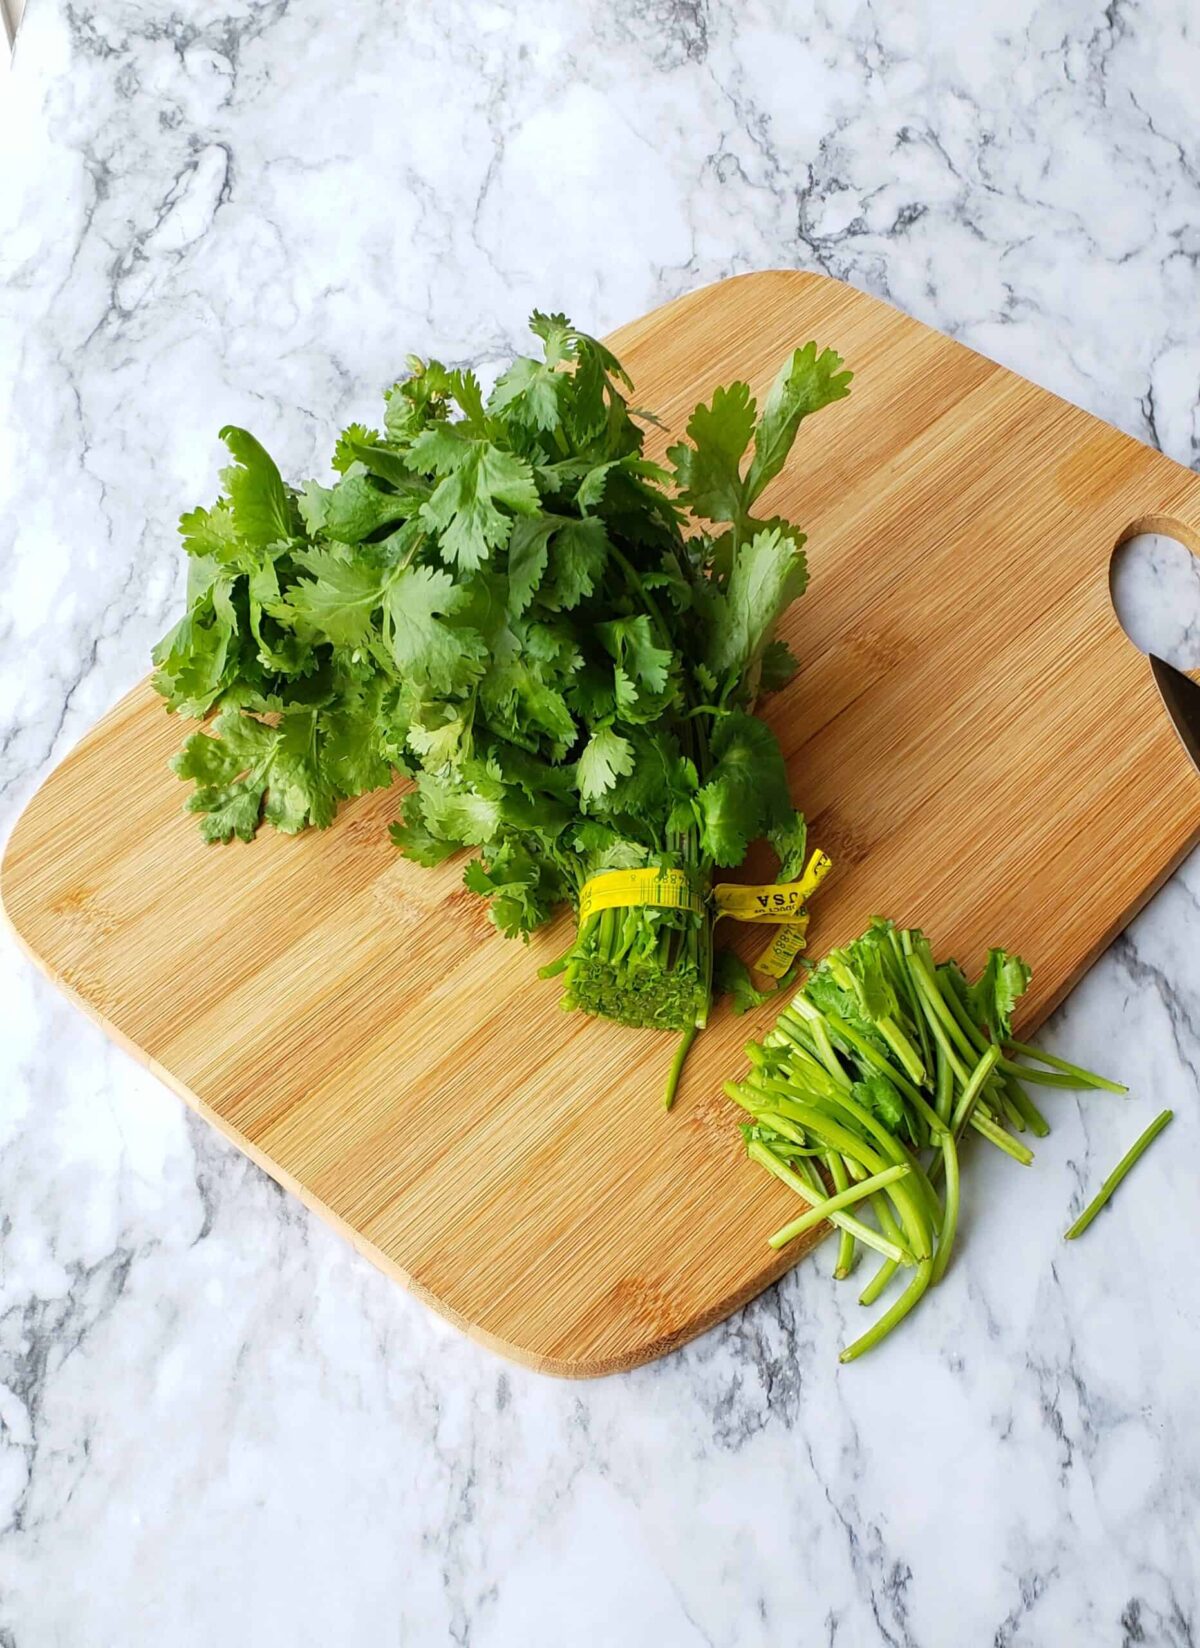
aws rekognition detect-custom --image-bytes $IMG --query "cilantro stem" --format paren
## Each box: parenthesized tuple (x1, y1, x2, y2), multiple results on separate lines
(751, 1140, 814, 1193)
(1003, 1074, 1050, 1138)
(907, 962, 972, 1084)
(992, 1081, 1027, 1132)
(906, 952, 977, 1063)
(662, 1024, 698, 1110)
(871, 1193, 909, 1257)
(929, 1131, 959, 1286)
(921, 1002, 972, 1088)
(937, 973, 990, 1055)
(768, 1163, 913, 1250)
(900, 1083, 949, 1147)
(730, 1084, 932, 1261)
(950, 1045, 1001, 1137)
(605, 541, 675, 659)
(782, 1002, 853, 1090)
(1004, 1040, 1128, 1094)
(968, 1109, 1034, 1165)
(825, 1151, 857, 1278)
(858, 1255, 900, 1308)
(784, 1103, 934, 1261)
(899, 1147, 945, 1236)
(804, 1005, 928, 1110)
(840, 1258, 933, 1363)
(833, 1213, 912, 1267)
(767, 1025, 850, 1099)
(756, 1132, 826, 1162)
(934, 1041, 954, 1126)
(933, 991, 1052, 1133)
(754, 1073, 940, 1232)
(997, 1056, 1110, 1090)
(744, 1140, 908, 1265)
(887, 926, 933, 1074)
(1063, 1109, 1174, 1239)
(878, 1016, 927, 1086)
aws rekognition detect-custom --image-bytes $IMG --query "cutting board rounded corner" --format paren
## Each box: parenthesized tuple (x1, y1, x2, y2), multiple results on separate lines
(1, 751, 74, 954)
(1, 680, 153, 949)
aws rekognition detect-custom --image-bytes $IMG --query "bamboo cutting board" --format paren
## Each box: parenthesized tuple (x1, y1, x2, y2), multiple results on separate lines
(5, 271, 1200, 1376)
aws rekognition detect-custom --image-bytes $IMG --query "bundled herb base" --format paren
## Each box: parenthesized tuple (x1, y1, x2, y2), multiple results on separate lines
(555, 899, 710, 1030)
(727, 919, 1125, 1362)
(154, 314, 852, 1035)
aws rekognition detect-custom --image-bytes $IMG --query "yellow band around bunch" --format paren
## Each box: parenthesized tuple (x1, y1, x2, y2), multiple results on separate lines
(577, 849, 833, 977)
(577, 867, 703, 924)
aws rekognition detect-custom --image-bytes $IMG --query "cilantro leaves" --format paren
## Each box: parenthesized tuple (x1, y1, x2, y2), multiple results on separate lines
(218, 426, 299, 548)
(745, 341, 852, 502)
(173, 707, 335, 841)
(155, 312, 851, 1031)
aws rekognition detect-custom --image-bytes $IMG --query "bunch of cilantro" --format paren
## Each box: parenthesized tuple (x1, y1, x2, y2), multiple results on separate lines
(153, 312, 851, 1034)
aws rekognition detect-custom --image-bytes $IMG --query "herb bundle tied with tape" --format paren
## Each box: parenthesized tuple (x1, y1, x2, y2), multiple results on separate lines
(153, 313, 851, 1041)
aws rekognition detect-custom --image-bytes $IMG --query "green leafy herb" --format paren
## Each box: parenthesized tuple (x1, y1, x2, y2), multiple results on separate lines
(967, 948, 1033, 1041)
(155, 314, 852, 1038)
(713, 950, 771, 1016)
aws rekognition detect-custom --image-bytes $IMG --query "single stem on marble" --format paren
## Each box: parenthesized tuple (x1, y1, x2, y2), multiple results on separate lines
(1063, 1109, 1174, 1239)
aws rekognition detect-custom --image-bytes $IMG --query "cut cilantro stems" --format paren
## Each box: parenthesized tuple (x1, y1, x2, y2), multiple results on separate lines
(768, 1162, 913, 1250)
(840, 1259, 933, 1364)
(929, 976, 1051, 1136)
(968, 1110, 1033, 1166)
(858, 1255, 899, 1308)
(992, 1082, 1027, 1132)
(730, 919, 1123, 1361)
(565, 895, 711, 1032)
(825, 1151, 857, 1278)
(1063, 1109, 1174, 1239)
(950, 1045, 1001, 1136)
(996, 1059, 1109, 1089)
(934, 1042, 954, 1126)
(929, 1133, 959, 1287)
(744, 1138, 908, 1265)
(869, 1194, 911, 1265)
(1002, 1075, 1050, 1138)
(156, 313, 853, 1055)
(1004, 1040, 1128, 1094)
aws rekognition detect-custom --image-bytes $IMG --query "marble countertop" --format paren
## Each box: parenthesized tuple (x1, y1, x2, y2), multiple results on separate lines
(2, 2, 1199, 1643)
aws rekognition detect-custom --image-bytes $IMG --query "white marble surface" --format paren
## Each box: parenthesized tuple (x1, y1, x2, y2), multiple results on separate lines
(2, 1, 1199, 1642)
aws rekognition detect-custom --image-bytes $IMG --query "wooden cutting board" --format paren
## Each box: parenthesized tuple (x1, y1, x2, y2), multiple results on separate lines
(5, 271, 1200, 1376)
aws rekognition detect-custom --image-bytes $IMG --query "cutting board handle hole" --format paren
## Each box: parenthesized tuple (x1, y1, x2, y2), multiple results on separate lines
(1110, 526, 1200, 671)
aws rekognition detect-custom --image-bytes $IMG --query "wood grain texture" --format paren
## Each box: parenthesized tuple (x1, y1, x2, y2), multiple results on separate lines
(5, 270, 1200, 1376)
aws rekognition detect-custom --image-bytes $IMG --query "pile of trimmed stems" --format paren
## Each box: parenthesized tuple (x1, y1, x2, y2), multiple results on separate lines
(724, 919, 1123, 1363)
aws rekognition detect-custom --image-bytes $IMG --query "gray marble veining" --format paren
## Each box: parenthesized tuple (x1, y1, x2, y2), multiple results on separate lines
(1, 1, 1198, 1643)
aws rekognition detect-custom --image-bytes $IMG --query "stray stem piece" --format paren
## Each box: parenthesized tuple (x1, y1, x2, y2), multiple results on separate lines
(662, 1024, 698, 1110)
(1064, 1110, 1174, 1239)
